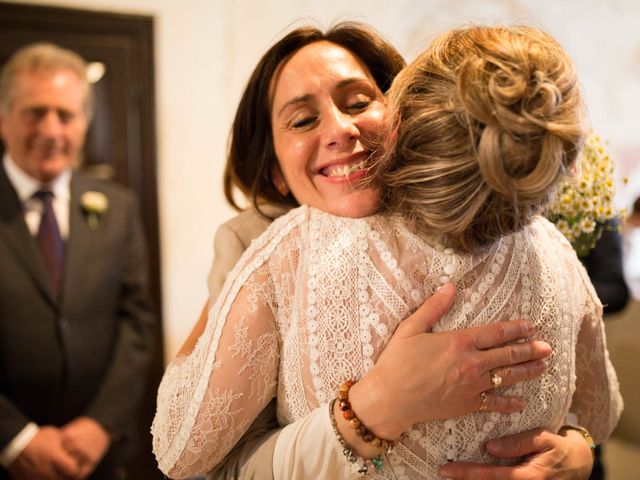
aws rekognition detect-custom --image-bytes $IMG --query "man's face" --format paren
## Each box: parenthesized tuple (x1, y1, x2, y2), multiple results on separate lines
(0, 68, 88, 183)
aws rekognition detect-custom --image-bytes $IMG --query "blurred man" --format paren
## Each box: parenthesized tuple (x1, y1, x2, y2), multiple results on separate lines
(0, 43, 155, 479)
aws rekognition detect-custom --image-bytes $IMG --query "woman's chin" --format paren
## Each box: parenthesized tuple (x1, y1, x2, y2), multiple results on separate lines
(324, 189, 381, 218)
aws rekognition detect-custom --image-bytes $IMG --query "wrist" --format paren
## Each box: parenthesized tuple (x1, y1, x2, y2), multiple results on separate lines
(332, 398, 383, 460)
(559, 425, 596, 459)
(349, 374, 405, 440)
(0, 423, 39, 468)
(559, 425, 596, 475)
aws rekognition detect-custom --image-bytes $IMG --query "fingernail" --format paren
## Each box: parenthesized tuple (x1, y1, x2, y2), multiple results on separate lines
(438, 282, 454, 294)
(534, 340, 553, 355)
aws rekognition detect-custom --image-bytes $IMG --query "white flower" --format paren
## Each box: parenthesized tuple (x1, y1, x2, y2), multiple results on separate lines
(81, 191, 109, 214)
(579, 217, 596, 234)
(81, 191, 108, 230)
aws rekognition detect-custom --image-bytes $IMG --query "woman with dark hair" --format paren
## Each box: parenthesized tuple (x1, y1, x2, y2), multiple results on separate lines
(154, 23, 603, 479)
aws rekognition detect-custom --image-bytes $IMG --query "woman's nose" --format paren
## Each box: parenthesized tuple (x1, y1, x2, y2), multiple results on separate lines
(325, 107, 359, 149)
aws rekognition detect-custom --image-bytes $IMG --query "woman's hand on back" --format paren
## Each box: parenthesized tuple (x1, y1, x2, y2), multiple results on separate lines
(438, 427, 594, 479)
(349, 283, 552, 441)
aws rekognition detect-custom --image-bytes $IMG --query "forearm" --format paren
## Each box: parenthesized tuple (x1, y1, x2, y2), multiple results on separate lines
(209, 399, 279, 480)
(0, 423, 38, 468)
(273, 404, 359, 480)
(0, 394, 33, 449)
(210, 428, 280, 480)
(211, 386, 391, 480)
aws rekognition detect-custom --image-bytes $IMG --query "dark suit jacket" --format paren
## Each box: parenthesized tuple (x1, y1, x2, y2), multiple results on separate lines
(0, 165, 155, 472)
(583, 222, 630, 314)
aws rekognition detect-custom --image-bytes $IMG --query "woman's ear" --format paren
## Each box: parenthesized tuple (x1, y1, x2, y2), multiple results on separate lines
(271, 164, 290, 196)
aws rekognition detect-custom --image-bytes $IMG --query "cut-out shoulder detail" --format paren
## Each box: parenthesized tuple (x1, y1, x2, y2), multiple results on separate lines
(153, 206, 622, 478)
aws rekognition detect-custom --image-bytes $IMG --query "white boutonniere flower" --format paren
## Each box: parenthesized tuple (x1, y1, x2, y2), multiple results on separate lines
(81, 191, 109, 230)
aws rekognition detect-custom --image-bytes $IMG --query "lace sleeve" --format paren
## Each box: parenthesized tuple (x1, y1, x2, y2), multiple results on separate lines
(571, 270, 624, 443)
(152, 209, 307, 478)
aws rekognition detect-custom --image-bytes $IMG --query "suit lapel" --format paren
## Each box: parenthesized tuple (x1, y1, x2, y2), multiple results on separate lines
(0, 164, 58, 306)
(63, 174, 93, 306)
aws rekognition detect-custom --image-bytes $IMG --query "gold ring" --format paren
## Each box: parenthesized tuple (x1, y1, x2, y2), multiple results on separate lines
(491, 371, 503, 389)
(479, 391, 488, 411)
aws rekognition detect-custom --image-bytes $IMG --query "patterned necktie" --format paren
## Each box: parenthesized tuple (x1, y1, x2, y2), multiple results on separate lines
(33, 190, 65, 297)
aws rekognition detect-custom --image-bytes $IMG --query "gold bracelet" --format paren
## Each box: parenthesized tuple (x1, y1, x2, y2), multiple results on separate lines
(559, 425, 596, 459)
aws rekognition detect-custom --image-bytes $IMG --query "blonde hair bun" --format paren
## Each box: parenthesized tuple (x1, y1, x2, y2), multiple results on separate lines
(380, 25, 587, 251)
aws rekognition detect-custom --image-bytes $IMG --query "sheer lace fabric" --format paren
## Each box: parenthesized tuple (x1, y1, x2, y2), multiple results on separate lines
(153, 206, 622, 479)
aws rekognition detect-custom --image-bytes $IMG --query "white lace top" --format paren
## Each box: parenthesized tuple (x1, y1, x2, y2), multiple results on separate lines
(153, 206, 622, 479)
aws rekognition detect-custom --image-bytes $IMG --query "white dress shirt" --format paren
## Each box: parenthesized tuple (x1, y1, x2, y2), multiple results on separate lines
(2, 154, 71, 238)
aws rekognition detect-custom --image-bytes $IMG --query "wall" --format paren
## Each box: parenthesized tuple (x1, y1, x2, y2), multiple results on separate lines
(8, 0, 640, 358)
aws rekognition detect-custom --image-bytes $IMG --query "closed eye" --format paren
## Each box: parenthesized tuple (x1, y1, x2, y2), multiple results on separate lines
(347, 100, 371, 111)
(291, 116, 318, 129)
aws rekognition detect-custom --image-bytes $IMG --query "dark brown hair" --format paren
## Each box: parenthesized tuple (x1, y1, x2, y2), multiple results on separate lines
(223, 21, 405, 216)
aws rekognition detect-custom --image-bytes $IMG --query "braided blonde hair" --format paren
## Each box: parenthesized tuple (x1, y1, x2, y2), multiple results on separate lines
(378, 25, 587, 251)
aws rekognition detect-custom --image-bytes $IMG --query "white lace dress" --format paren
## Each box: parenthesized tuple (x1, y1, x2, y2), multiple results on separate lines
(152, 205, 622, 479)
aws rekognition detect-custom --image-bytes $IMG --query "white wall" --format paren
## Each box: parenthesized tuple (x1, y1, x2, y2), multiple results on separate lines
(10, 0, 640, 359)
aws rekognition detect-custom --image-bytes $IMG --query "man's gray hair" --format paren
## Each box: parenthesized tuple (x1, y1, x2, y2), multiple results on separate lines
(0, 42, 93, 119)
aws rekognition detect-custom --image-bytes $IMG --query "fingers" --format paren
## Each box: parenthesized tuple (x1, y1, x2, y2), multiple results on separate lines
(439, 430, 549, 478)
(471, 320, 534, 350)
(489, 359, 547, 390)
(76, 462, 95, 480)
(52, 451, 81, 480)
(485, 428, 549, 458)
(480, 393, 526, 414)
(482, 341, 552, 379)
(439, 461, 520, 480)
(394, 283, 456, 338)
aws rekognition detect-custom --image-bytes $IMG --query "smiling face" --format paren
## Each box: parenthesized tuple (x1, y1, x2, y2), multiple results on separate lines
(0, 68, 88, 183)
(270, 41, 387, 218)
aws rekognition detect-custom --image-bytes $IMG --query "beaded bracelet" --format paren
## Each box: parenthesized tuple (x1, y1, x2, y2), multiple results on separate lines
(337, 380, 394, 453)
(329, 398, 385, 475)
(333, 380, 395, 473)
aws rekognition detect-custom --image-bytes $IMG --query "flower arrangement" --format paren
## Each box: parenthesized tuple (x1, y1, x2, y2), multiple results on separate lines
(547, 133, 626, 257)
(81, 191, 109, 231)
